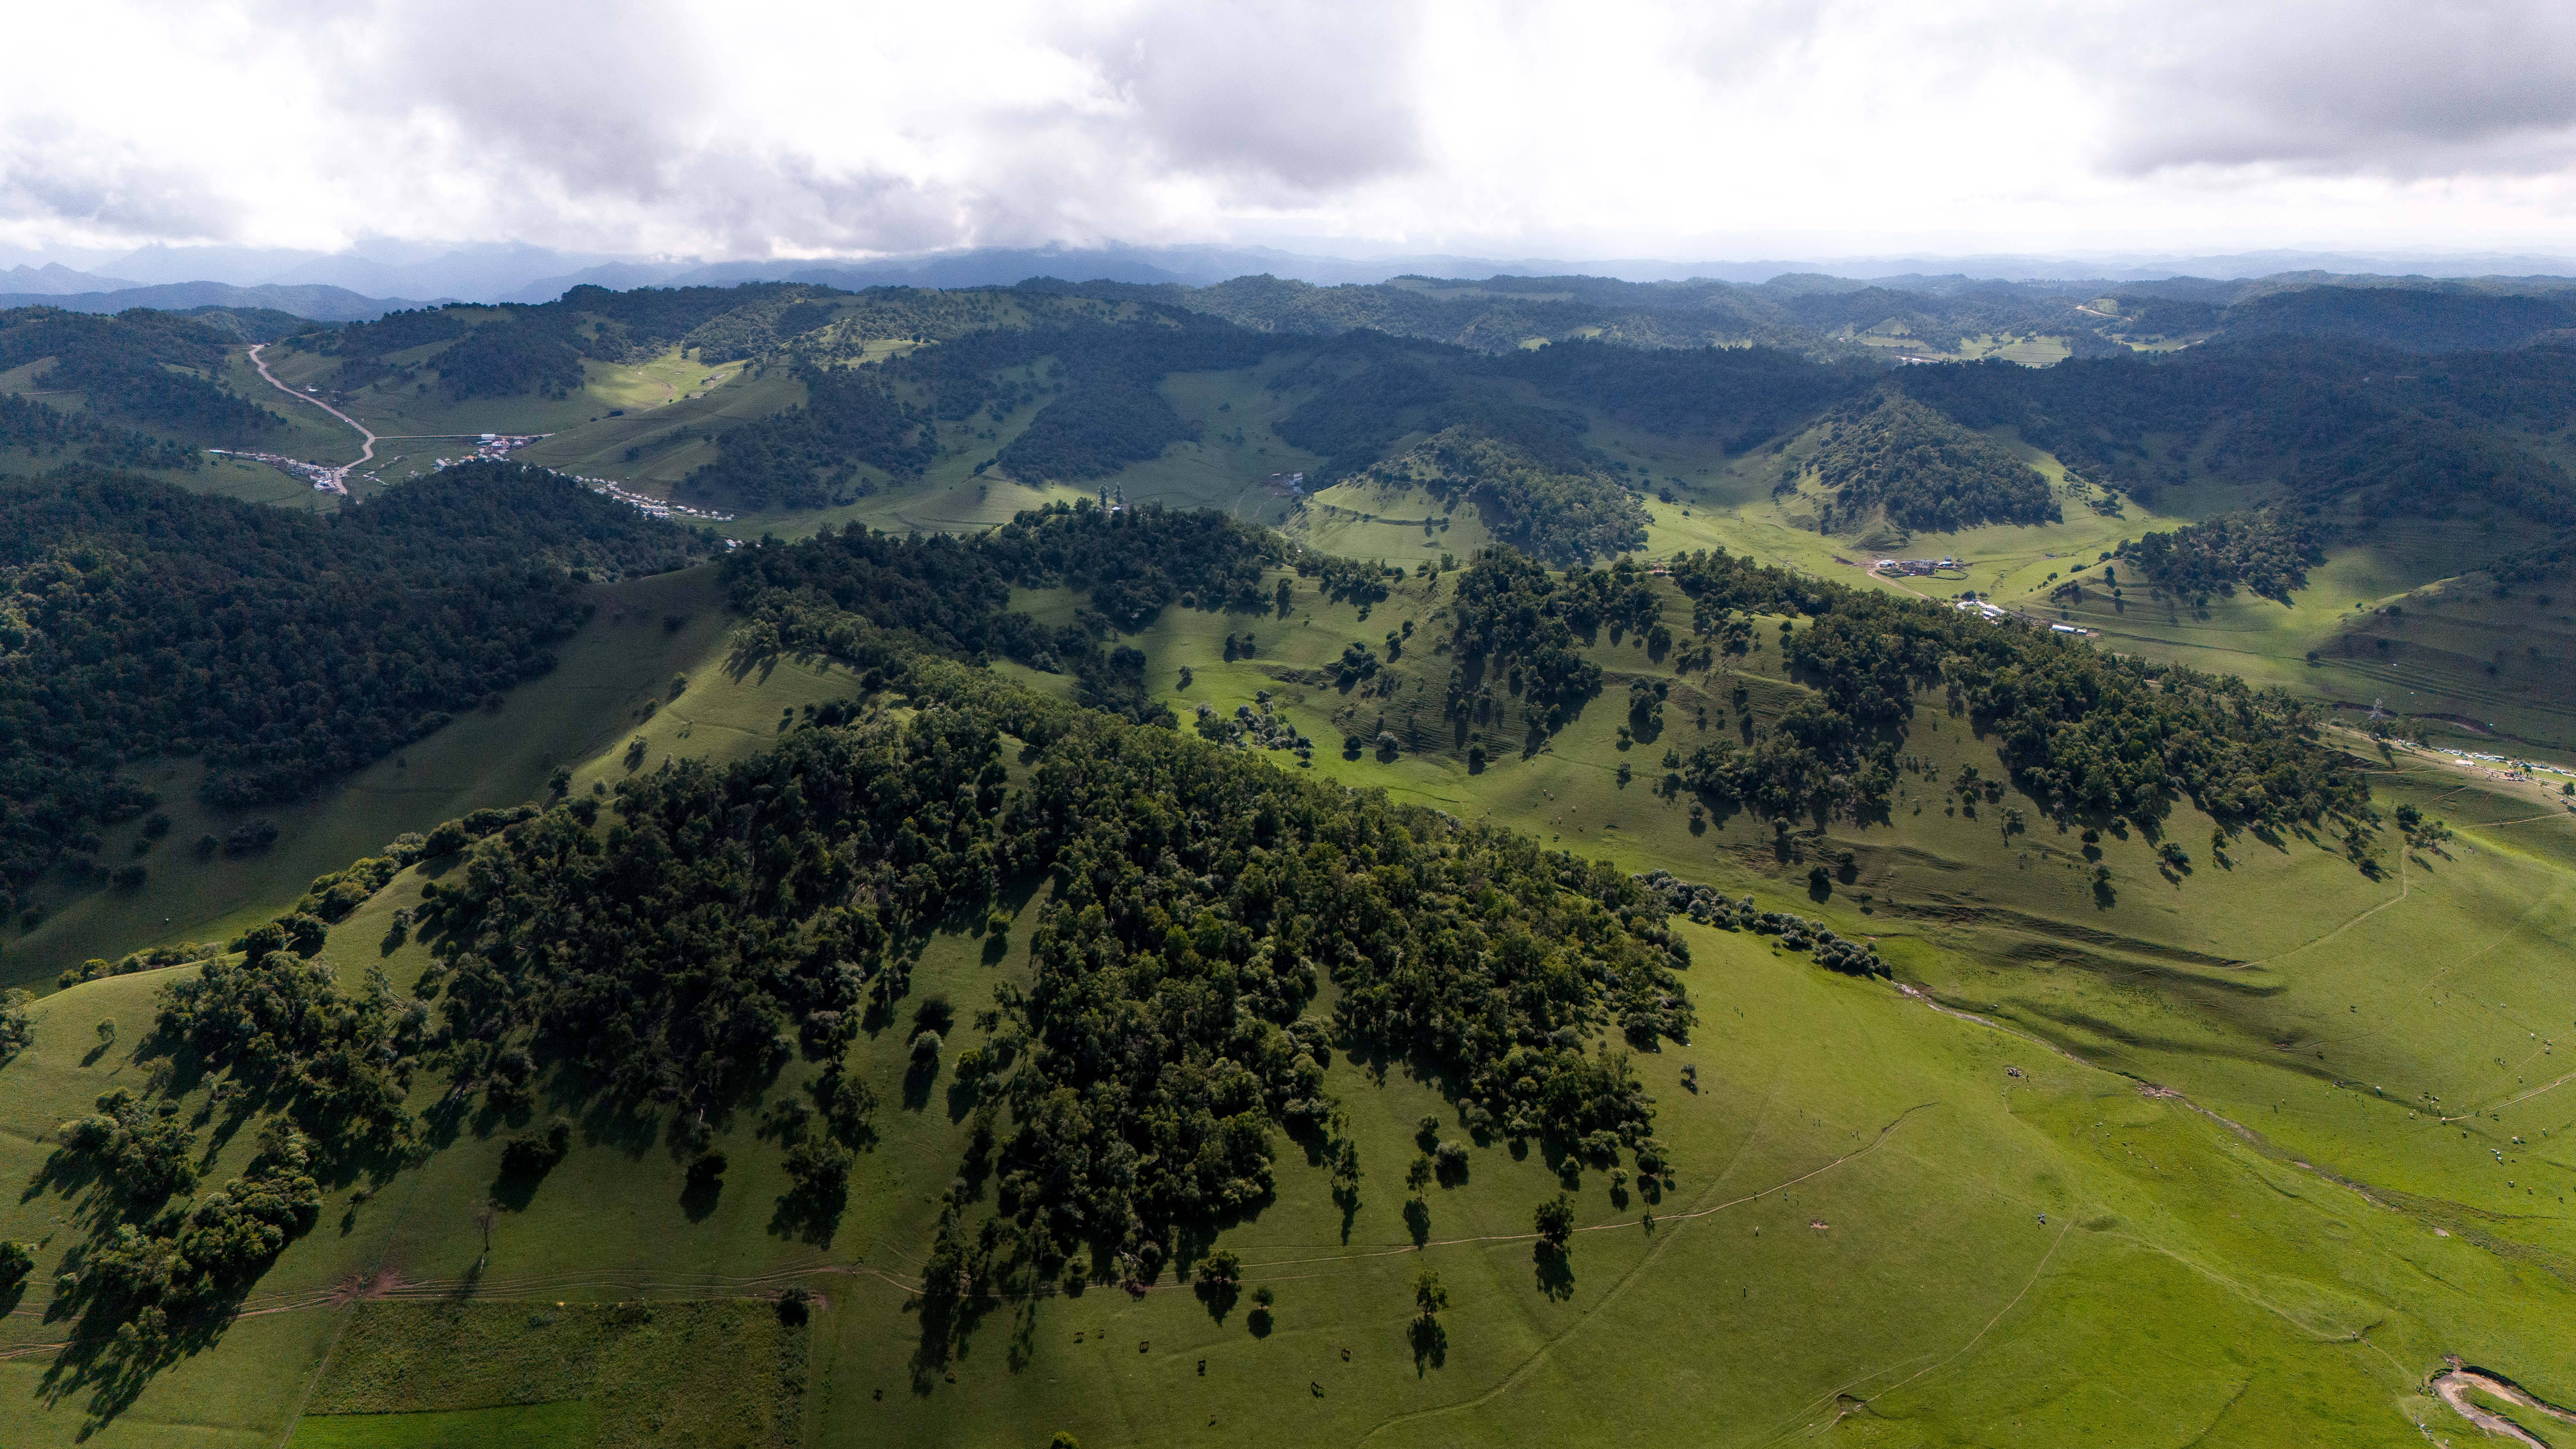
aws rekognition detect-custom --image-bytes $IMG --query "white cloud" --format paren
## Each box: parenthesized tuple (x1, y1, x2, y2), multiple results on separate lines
(3, 0, 2574, 261)
(2094, 0, 2576, 177)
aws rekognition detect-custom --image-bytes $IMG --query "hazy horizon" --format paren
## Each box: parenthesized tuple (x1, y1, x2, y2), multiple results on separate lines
(10, 236, 2576, 314)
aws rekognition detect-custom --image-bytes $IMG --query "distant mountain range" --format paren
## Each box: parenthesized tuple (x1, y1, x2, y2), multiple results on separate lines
(460, 244, 2576, 305)
(0, 278, 438, 322)
(8, 239, 2576, 327)
(1, 262, 144, 295)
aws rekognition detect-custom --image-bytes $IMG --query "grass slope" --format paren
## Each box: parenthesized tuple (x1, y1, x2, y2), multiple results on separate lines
(1999, 519, 2576, 761)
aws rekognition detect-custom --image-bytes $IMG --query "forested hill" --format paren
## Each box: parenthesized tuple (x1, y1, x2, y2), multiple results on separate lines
(1802, 390, 2058, 532)
(729, 504, 2366, 839)
(0, 461, 715, 934)
(1440, 544, 2364, 832)
(1895, 338, 2576, 522)
(289, 282, 845, 399)
(0, 307, 283, 442)
(684, 304, 1277, 510)
(61, 647, 1692, 1372)
(724, 500, 1283, 719)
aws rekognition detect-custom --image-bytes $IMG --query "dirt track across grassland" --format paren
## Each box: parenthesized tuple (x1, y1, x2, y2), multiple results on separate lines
(2433, 1362, 2576, 1447)
(247, 342, 376, 489)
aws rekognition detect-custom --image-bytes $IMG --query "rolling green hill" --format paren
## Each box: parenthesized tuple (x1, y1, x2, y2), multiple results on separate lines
(5, 279, 2576, 1448)
(1, 507, 2569, 1448)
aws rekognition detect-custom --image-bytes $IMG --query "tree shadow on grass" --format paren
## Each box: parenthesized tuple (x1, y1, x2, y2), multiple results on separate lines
(680, 1171, 723, 1223)
(902, 1057, 940, 1113)
(1195, 1277, 1239, 1323)
(769, 1174, 847, 1247)
(1408, 1314, 1447, 1375)
(488, 1122, 569, 1212)
(1403, 1196, 1432, 1247)
(1533, 1244, 1575, 1302)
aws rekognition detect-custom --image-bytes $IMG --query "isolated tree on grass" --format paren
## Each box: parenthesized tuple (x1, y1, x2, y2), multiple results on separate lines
(1409, 1266, 1449, 1371)
(1412, 1266, 1448, 1317)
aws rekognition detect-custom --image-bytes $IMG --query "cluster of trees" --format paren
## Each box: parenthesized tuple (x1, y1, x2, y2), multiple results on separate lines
(0, 988, 30, 1062)
(995, 378, 1197, 481)
(314, 306, 472, 392)
(26, 822, 439, 1373)
(1358, 428, 1646, 565)
(1379, 539, 2366, 835)
(0, 462, 710, 927)
(1654, 545, 2370, 831)
(0, 307, 280, 440)
(83, 820, 505, 1360)
(53, 1116, 324, 1366)
(723, 501, 1283, 672)
(35, 845, 446, 1377)
(0, 392, 200, 470)
(429, 320, 587, 400)
(1294, 553, 1393, 608)
(411, 706, 1013, 1118)
(675, 286, 849, 363)
(907, 310, 1272, 478)
(388, 648, 1685, 1270)
(1633, 872, 1885, 976)
(687, 308, 1271, 507)
(1267, 334, 1601, 485)
(2113, 512, 2323, 604)
(319, 306, 471, 360)
(2286, 414, 2576, 530)
(1676, 699, 1891, 822)
(1804, 391, 2059, 533)
(784, 288, 1022, 366)
(154, 945, 425, 1155)
(1443, 551, 1666, 746)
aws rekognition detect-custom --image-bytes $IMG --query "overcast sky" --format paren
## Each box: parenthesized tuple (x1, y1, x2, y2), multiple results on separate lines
(7, 0, 2576, 264)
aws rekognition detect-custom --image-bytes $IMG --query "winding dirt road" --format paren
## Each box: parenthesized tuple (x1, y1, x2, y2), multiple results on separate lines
(246, 342, 376, 491)
(2434, 1363, 2576, 1447)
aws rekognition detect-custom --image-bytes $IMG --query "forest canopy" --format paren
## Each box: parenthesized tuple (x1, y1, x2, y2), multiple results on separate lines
(0, 461, 713, 929)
